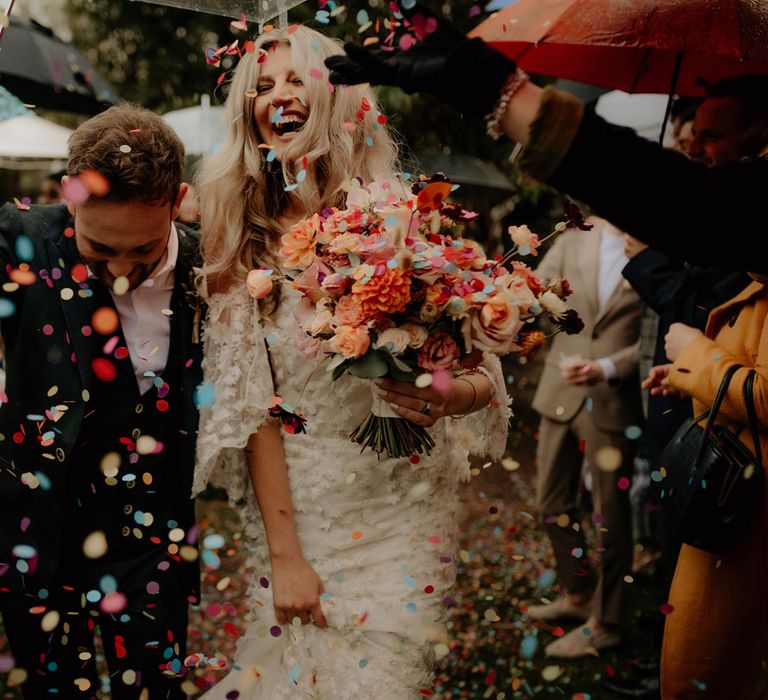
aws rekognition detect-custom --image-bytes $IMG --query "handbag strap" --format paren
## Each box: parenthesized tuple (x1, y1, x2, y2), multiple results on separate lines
(694, 363, 743, 465)
(743, 369, 764, 469)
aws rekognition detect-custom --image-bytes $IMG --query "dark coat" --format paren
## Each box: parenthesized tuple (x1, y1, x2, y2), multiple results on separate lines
(0, 203, 203, 594)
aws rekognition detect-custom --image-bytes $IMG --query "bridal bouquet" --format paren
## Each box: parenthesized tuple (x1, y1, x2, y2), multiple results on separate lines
(269, 174, 583, 459)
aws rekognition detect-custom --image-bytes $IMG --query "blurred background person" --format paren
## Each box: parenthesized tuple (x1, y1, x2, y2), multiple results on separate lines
(35, 168, 65, 204)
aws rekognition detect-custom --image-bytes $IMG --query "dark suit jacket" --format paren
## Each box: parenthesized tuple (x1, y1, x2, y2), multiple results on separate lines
(0, 203, 203, 593)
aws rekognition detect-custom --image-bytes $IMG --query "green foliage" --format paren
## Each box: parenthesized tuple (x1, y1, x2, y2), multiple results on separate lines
(64, 0, 234, 112)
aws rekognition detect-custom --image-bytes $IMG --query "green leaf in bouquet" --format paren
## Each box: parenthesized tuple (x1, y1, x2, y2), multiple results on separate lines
(385, 353, 417, 383)
(331, 358, 351, 381)
(347, 349, 389, 379)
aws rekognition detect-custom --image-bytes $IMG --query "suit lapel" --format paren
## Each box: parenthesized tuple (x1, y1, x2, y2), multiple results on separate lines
(575, 228, 601, 322)
(47, 229, 98, 390)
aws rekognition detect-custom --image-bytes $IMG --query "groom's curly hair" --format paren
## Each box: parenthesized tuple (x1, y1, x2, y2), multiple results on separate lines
(68, 102, 185, 206)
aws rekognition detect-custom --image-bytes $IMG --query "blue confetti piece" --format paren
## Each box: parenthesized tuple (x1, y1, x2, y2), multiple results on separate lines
(38, 588, 49, 600)
(86, 589, 102, 603)
(537, 568, 556, 589)
(585, 397, 593, 412)
(625, 425, 643, 440)
(403, 575, 416, 587)
(288, 665, 302, 683)
(271, 106, 284, 123)
(365, 136, 373, 146)
(194, 382, 216, 409)
(16, 560, 29, 574)
(12, 544, 37, 559)
(356, 9, 369, 24)
(297, 169, 306, 182)
(651, 470, 663, 482)
(284, 183, 299, 192)
(315, 10, 330, 23)
(15, 235, 34, 262)
(359, 659, 368, 669)
(201, 549, 221, 569)
(41, 431, 55, 442)
(334, 572, 345, 582)
(386, 259, 398, 269)
(26, 414, 45, 421)
(267, 148, 277, 162)
(405, 602, 417, 613)
(320, 592, 331, 601)
(0, 298, 15, 319)
(265, 332, 279, 346)
(520, 633, 538, 659)
(133, 511, 145, 525)
(100, 575, 118, 593)
(203, 534, 225, 549)
(572, 547, 584, 558)
(35, 471, 52, 491)
(121, 473, 136, 483)
(401, 0, 416, 8)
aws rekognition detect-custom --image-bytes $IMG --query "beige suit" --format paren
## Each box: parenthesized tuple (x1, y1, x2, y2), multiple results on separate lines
(532, 223, 644, 625)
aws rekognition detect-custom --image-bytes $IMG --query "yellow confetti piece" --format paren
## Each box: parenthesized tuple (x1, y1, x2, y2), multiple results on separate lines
(595, 445, 622, 472)
(484, 609, 500, 622)
(136, 435, 157, 455)
(60, 287, 74, 301)
(541, 665, 563, 681)
(556, 513, 570, 528)
(501, 456, 520, 471)
(82, 531, 108, 559)
(624, 575, 634, 583)
(41, 610, 60, 632)
(112, 276, 130, 296)
(363, 37, 380, 47)
(47, 385, 58, 397)
(100, 452, 120, 477)
(216, 576, 231, 591)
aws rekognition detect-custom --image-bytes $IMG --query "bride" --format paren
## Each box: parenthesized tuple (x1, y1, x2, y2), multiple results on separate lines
(193, 25, 510, 698)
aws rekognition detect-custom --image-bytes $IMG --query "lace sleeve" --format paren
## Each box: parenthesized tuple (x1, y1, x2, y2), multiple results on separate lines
(449, 353, 511, 462)
(192, 288, 276, 501)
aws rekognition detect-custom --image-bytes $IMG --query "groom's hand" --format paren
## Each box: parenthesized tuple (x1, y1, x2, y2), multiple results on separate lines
(324, 2, 517, 115)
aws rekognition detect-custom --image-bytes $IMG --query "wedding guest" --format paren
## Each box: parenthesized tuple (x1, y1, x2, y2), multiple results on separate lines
(36, 168, 65, 204)
(324, 4, 768, 271)
(527, 217, 643, 658)
(644, 283, 768, 698)
(0, 104, 203, 699)
(192, 25, 509, 698)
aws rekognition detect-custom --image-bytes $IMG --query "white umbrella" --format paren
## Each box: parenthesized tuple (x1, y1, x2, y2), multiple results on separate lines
(0, 113, 72, 168)
(133, 0, 307, 26)
(163, 96, 227, 156)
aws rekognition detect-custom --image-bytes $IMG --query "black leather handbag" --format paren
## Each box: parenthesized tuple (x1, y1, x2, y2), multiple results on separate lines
(656, 364, 763, 555)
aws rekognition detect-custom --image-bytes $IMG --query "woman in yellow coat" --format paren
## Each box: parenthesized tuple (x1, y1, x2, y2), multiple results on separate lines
(646, 278, 768, 699)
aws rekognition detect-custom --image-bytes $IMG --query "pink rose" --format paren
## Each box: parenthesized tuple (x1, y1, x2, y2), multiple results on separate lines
(508, 225, 541, 256)
(461, 290, 523, 354)
(246, 269, 273, 299)
(329, 324, 371, 359)
(332, 295, 365, 327)
(510, 261, 545, 296)
(417, 331, 460, 371)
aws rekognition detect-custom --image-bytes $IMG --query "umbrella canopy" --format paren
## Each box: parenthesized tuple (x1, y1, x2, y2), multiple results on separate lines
(0, 16, 119, 114)
(0, 113, 72, 160)
(470, 0, 768, 96)
(133, 0, 307, 25)
(162, 100, 227, 155)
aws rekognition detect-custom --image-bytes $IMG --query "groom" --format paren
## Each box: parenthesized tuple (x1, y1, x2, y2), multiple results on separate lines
(0, 104, 202, 699)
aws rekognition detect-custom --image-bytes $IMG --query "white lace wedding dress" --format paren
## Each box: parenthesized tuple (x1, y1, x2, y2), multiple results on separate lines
(193, 284, 510, 699)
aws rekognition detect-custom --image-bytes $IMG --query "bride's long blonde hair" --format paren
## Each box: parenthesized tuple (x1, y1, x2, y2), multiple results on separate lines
(197, 25, 400, 309)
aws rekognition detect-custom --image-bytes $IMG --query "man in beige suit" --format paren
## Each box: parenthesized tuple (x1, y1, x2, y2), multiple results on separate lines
(528, 216, 644, 658)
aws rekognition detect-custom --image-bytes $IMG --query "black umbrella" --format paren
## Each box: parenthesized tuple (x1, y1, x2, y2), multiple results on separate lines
(0, 16, 119, 115)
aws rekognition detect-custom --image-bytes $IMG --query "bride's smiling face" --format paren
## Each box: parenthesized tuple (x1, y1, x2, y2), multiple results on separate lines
(254, 43, 309, 160)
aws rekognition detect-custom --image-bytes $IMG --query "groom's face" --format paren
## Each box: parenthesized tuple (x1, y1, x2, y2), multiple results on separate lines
(68, 185, 186, 292)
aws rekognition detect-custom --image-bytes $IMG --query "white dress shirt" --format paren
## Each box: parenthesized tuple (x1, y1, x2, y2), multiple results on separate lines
(109, 225, 178, 395)
(595, 222, 629, 382)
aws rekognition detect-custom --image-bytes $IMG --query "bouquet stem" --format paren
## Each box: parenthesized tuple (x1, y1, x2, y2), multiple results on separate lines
(350, 383, 436, 459)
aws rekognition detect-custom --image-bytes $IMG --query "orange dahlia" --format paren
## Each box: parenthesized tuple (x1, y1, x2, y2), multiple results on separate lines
(351, 267, 412, 319)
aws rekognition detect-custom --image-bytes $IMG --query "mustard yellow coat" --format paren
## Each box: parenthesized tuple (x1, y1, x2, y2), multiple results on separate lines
(662, 281, 768, 699)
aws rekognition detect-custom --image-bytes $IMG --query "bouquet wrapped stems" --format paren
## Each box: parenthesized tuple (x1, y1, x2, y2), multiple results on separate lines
(350, 383, 436, 459)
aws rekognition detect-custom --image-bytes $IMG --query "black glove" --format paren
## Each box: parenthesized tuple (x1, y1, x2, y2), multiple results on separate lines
(324, 3, 516, 116)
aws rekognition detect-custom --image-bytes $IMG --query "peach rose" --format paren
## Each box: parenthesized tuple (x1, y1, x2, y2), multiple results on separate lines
(401, 322, 429, 349)
(328, 232, 364, 255)
(418, 332, 460, 371)
(461, 289, 523, 354)
(246, 269, 273, 299)
(497, 272, 537, 309)
(332, 296, 365, 327)
(279, 214, 322, 269)
(329, 324, 371, 359)
(508, 225, 541, 256)
(304, 306, 334, 336)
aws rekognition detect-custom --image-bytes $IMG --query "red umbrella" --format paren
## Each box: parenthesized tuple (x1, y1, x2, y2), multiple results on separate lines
(469, 0, 768, 96)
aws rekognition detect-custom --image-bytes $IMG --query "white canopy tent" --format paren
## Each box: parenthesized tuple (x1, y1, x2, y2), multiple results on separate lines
(163, 95, 227, 157)
(0, 114, 72, 169)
